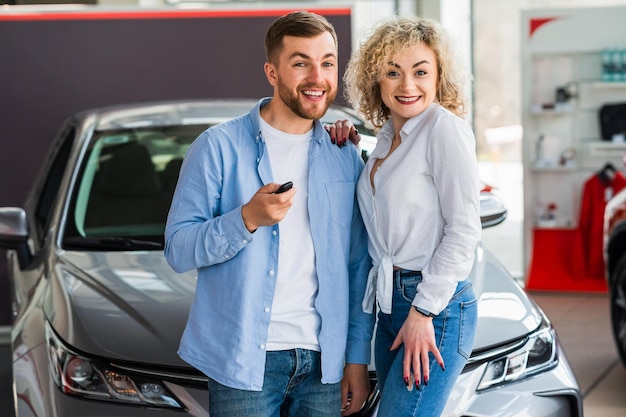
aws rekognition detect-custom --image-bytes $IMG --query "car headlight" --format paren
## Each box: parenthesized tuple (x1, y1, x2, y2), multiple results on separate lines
(476, 320, 558, 391)
(46, 322, 183, 409)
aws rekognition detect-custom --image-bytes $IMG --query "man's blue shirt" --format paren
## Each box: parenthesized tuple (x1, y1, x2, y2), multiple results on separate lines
(164, 98, 374, 391)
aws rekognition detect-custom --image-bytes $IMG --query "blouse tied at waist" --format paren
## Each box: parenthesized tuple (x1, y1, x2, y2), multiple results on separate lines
(362, 254, 394, 314)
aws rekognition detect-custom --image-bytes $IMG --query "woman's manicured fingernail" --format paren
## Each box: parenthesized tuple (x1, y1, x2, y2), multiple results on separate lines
(406, 374, 414, 392)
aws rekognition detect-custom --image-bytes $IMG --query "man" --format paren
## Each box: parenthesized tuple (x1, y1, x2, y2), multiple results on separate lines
(164, 11, 373, 417)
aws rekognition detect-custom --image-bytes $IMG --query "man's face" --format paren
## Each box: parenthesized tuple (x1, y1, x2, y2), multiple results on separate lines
(271, 33, 338, 120)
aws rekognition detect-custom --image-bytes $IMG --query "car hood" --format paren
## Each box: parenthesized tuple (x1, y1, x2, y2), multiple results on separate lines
(46, 245, 541, 368)
(46, 250, 197, 368)
(471, 244, 543, 350)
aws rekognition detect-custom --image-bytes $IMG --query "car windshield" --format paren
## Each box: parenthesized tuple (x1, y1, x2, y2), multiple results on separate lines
(61, 105, 374, 251)
(63, 125, 205, 250)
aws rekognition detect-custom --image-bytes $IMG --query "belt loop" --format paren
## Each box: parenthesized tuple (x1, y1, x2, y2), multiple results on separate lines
(394, 269, 422, 289)
(393, 270, 401, 290)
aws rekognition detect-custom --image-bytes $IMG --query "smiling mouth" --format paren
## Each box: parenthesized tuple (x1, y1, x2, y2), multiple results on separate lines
(396, 96, 420, 104)
(302, 90, 325, 99)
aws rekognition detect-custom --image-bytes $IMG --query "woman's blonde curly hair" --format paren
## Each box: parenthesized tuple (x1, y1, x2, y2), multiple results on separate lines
(344, 16, 468, 129)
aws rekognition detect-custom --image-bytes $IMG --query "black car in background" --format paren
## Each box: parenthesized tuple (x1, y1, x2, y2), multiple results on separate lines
(604, 186, 626, 367)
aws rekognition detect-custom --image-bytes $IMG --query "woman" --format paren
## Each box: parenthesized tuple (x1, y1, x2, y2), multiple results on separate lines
(342, 16, 481, 417)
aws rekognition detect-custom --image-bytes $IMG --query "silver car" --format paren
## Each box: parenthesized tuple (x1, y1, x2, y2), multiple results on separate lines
(0, 100, 582, 417)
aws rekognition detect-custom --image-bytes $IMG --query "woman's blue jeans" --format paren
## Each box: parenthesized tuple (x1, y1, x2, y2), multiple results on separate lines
(374, 272, 478, 417)
(207, 349, 341, 417)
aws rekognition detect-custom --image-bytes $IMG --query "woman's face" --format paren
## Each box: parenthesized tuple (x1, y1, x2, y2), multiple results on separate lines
(378, 42, 438, 126)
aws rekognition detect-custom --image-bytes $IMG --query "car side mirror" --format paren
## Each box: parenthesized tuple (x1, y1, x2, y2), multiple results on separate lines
(0, 207, 32, 268)
(480, 192, 508, 229)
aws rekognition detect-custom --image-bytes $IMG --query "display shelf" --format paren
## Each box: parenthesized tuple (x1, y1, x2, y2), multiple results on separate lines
(531, 164, 577, 172)
(588, 141, 626, 155)
(530, 109, 574, 116)
(589, 81, 626, 89)
(530, 103, 575, 115)
(533, 225, 576, 231)
(522, 6, 626, 291)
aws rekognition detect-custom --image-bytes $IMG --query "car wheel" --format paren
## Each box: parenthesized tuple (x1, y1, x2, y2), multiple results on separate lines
(610, 255, 626, 366)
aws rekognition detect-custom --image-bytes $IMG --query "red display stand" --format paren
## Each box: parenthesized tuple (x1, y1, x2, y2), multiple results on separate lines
(526, 228, 607, 292)
(521, 7, 626, 294)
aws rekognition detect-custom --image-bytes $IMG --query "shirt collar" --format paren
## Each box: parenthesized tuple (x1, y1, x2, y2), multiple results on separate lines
(251, 97, 326, 144)
(400, 103, 438, 137)
(373, 103, 439, 156)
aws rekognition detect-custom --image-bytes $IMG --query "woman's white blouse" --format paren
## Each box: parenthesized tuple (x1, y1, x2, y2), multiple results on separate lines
(357, 103, 481, 315)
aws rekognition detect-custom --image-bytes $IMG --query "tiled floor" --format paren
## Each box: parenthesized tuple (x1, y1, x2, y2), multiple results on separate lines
(531, 292, 626, 417)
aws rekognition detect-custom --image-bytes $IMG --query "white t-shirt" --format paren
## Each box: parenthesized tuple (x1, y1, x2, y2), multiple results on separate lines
(261, 118, 321, 352)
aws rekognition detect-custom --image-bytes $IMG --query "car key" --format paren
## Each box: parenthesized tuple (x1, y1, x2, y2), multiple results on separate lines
(274, 181, 293, 194)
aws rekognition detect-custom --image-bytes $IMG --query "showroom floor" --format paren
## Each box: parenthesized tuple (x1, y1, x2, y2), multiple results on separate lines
(1, 162, 625, 417)
(532, 292, 626, 417)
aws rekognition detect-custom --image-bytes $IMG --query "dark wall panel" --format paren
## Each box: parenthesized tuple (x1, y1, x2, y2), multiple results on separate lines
(0, 7, 352, 326)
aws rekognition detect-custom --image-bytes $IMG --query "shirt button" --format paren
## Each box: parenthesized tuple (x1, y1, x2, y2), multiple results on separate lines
(269, 270, 274, 276)
(242, 239, 248, 244)
(272, 231, 277, 236)
(264, 307, 270, 313)
(259, 344, 265, 350)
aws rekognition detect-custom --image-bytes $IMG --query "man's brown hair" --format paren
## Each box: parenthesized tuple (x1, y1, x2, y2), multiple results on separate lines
(264, 11, 338, 64)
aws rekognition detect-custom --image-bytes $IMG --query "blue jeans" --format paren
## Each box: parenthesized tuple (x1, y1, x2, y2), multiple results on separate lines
(374, 271, 478, 417)
(207, 349, 341, 417)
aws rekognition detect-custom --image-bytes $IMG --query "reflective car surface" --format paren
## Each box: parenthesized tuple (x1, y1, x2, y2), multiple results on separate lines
(604, 186, 626, 367)
(0, 99, 582, 416)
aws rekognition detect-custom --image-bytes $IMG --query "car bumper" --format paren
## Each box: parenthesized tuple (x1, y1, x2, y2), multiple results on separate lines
(366, 344, 581, 417)
(14, 342, 580, 417)
(445, 343, 581, 417)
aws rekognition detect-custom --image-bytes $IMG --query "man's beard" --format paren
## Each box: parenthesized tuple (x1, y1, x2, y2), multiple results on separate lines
(277, 80, 336, 120)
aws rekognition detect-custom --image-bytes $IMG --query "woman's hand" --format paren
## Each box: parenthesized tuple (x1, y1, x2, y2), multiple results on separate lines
(390, 308, 445, 390)
(324, 119, 361, 147)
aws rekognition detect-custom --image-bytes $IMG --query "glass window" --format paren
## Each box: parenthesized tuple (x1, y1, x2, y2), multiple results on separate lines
(62, 125, 204, 250)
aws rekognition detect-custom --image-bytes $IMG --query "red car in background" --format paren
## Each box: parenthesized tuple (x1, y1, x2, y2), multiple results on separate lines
(604, 187, 626, 366)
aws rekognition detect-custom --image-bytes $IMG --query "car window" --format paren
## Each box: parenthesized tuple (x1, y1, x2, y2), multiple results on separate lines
(32, 125, 76, 247)
(63, 125, 204, 248)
